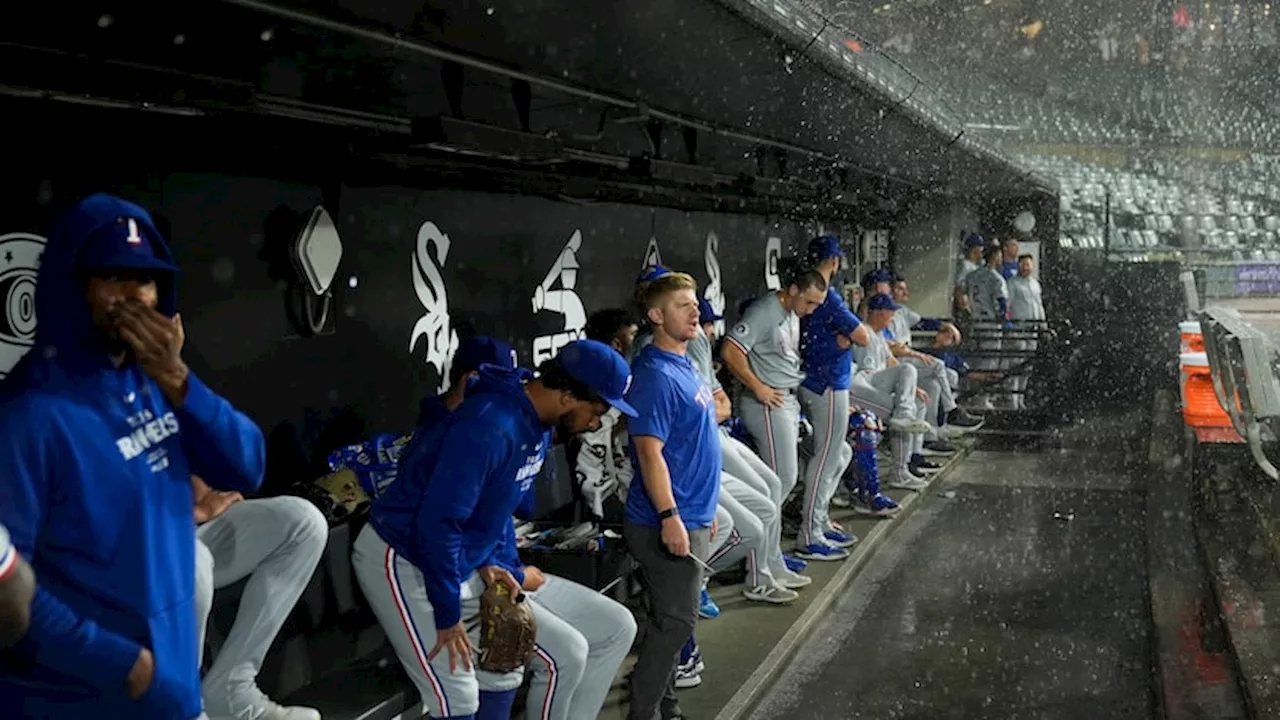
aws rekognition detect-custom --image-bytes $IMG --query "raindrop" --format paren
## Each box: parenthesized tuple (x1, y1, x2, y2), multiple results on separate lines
(486, 6, 495, 14)
(327, 389, 340, 403)
(97, 15, 113, 28)
(174, 34, 185, 45)
(210, 258, 236, 285)
(344, 304, 357, 318)
(260, 28, 274, 42)
(347, 276, 359, 289)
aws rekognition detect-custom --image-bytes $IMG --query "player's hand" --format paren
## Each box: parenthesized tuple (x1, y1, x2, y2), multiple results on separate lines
(429, 622, 473, 673)
(521, 566, 546, 592)
(478, 565, 523, 600)
(835, 334, 852, 350)
(193, 490, 243, 525)
(915, 388, 930, 403)
(114, 304, 189, 403)
(125, 647, 155, 698)
(710, 516, 719, 542)
(661, 516, 690, 557)
(754, 385, 786, 408)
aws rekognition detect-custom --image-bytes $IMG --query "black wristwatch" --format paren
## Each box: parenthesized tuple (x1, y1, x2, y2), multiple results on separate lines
(658, 507, 680, 521)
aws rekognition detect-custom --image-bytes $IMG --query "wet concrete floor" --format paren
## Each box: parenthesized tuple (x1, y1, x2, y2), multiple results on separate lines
(750, 450, 1154, 720)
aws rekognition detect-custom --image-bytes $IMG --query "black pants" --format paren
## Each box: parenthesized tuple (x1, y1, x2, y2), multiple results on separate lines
(624, 520, 711, 720)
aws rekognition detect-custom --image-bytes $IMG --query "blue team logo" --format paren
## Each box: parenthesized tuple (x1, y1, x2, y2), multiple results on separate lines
(0, 232, 44, 379)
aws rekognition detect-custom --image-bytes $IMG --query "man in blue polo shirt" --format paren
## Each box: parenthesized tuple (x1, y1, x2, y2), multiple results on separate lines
(624, 270, 721, 720)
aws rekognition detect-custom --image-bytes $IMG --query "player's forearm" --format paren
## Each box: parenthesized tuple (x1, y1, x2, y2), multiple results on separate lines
(721, 345, 770, 395)
(0, 552, 34, 648)
(636, 445, 677, 513)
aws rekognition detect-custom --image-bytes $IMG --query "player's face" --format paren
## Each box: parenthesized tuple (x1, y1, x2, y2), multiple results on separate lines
(558, 398, 611, 436)
(790, 286, 826, 318)
(892, 281, 909, 303)
(1004, 240, 1019, 260)
(1019, 257, 1034, 276)
(613, 323, 639, 357)
(85, 270, 160, 340)
(652, 289, 700, 342)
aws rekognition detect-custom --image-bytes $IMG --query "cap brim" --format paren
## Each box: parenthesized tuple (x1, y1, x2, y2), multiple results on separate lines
(83, 255, 179, 273)
(605, 396, 639, 418)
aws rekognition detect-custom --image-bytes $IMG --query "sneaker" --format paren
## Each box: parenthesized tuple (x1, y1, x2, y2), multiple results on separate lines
(824, 530, 858, 548)
(782, 553, 808, 573)
(921, 440, 957, 456)
(794, 543, 850, 561)
(674, 664, 703, 689)
(887, 415, 931, 434)
(887, 473, 928, 491)
(205, 692, 320, 720)
(743, 584, 800, 604)
(946, 408, 985, 432)
(775, 568, 814, 589)
(698, 588, 720, 619)
(910, 458, 944, 475)
(852, 493, 900, 517)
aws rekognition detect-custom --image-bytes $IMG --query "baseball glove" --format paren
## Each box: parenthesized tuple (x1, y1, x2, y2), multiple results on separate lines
(477, 583, 538, 673)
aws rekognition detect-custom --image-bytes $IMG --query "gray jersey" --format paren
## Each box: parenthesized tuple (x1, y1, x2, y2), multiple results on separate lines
(1008, 276, 1045, 321)
(853, 329, 894, 374)
(965, 267, 1009, 321)
(887, 306, 923, 347)
(726, 294, 805, 390)
(955, 259, 980, 288)
(633, 326, 721, 391)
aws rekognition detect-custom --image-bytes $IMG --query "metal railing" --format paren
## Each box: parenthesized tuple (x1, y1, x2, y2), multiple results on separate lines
(1200, 306, 1280, 479)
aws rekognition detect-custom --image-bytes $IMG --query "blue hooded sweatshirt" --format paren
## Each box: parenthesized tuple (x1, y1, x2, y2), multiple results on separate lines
(800, 286, 864, 394)
(0, 194, 266, 719)
(369, 365, 549, 630)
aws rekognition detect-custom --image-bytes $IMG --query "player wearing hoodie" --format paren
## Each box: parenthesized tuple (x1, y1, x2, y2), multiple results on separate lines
(352, 340, 635, 720)
(0, 193, 266, 719)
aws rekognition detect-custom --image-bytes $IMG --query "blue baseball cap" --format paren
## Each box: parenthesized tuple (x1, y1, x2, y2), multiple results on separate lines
(636, 264, 672, 284)
(964, 233, 986, 249)
(453, 336, 517, 376)
(866, 293, 900, 312)
(807, 235, 845, 262)
(861, 268, 892, 290)
(76, 213, 179, 274)
(555, 339, 638, 417)
(698, 297, 723, 323)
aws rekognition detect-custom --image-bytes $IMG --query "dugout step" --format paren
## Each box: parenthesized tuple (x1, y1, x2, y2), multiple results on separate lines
(280, 645, 420, 720)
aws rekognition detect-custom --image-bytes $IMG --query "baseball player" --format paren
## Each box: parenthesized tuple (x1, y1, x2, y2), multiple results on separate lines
(851, 294, 933, 490)
(965, 244, 1011, 410)
(353, 340, 634, 720)
(624, 270, 722, 720)
(721, 269, 829, 528)
(0, 522, 36, 648)
(191, 475, 327, 720)
(1000, 238, 1021, 280)
(1007, 254, 1046, 410)
(795, 236, 871, 562)
(953, 233, 986, 318)
(634, 269, 808, 610)
(0, 194, 266, 719)
(419, 335, 522, 426)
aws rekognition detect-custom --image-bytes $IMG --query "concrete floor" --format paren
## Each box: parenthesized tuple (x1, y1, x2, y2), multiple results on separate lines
(746, 451, 1155, 720)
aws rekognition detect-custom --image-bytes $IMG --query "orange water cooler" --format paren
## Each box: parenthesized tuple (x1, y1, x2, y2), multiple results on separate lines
(1179, 352, 1233, 429)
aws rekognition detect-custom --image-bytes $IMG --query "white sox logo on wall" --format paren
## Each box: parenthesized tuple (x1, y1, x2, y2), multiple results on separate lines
(764, 236, 782, 290)
(409, 221, 461, 393)
(703, 232, 725, 336)
(531, 230, 586, 364)
(643, 236, 663, 269)
(0, 233, 45, 379)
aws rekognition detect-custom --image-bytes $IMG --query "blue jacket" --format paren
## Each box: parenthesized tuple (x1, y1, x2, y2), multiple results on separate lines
(369, 366, 549, 629)
(800, 287, 863, 393)
(0, 194, 265, 719)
